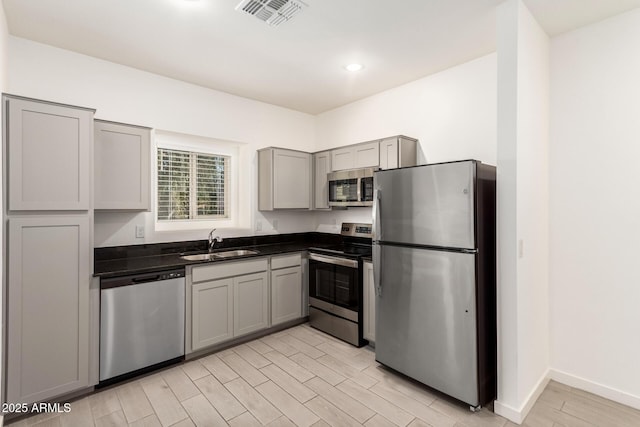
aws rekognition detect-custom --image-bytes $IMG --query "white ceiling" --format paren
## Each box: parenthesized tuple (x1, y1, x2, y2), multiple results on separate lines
(3, 0, 640, 114)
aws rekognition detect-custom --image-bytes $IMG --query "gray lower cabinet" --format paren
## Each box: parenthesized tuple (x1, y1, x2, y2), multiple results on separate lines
(362, 261, 375, 342)
(234, 272, 269, 336)
(188, 258, 269, 353)
(191, 278, 234, 350)
(271, 254, 303, 326)
(94, 120, 151, 210)
(6, 216, 91, 404)
(5, 95, 93, 211)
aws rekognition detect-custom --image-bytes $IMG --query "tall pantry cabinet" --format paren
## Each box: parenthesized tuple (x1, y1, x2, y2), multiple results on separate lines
(3, 95, 94, 404)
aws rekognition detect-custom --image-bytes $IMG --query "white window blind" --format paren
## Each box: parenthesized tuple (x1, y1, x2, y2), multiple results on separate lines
(157, 148, 229, 221)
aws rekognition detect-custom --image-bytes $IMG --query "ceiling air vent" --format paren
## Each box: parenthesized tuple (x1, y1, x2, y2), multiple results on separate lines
(236, 0, 308, 27)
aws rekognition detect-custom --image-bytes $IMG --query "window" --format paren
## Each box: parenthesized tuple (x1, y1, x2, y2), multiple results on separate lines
(157, 147, 230, 221)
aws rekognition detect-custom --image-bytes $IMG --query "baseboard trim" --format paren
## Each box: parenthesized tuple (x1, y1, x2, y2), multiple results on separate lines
(549, 368, 640, 411)
(494, 369, 550, 424)
(493, 400, 521, 424)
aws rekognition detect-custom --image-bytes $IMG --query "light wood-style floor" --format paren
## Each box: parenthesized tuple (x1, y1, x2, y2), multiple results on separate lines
(7, 323, 640, 426)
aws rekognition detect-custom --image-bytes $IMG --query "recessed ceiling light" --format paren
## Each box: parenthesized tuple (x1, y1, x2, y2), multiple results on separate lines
(344, 63, 364, 72)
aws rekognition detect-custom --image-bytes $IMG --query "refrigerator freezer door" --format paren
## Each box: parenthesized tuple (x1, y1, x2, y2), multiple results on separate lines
(375, 161, 475, 249)
(375, 243, 479, 406)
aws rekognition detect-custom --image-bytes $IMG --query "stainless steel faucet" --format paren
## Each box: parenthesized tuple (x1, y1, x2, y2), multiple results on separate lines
(208, 228, 223, 252)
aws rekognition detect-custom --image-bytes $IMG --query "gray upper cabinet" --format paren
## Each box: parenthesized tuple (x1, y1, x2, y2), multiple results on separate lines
(257, 137, 417, 211)
(331, 141, 379, 171)
(6, 96, 93, 211)
(94, 120, 150, 210)
(313, 150, 332, 210)
(379, 136, 418, 170)
(258, 147, 312, 211)
(379, 138, 399, 170)
(331, 147, 355, 171)
(354, 141, 379, 168)
(6, 216, 90, 404)
(331, 136, 418, 172)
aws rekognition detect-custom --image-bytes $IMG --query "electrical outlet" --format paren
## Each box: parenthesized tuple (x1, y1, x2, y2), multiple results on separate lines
(136, 225, 145, 238)
(256, 220, 262, 232)
(272, 219, 278, 230)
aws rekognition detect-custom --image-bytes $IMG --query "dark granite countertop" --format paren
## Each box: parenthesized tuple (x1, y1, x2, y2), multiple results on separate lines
(94, 232, 343, 278)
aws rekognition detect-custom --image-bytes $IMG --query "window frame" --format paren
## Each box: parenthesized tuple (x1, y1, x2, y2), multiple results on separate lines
(156, 148, 230, 221)
(154, 131, 240, 232)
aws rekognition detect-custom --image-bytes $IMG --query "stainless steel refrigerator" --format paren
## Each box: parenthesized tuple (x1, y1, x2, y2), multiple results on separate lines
(373, 160, 496, 409)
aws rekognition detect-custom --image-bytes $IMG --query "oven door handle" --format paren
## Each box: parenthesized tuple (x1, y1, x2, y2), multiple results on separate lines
(309, 253, 358, 269)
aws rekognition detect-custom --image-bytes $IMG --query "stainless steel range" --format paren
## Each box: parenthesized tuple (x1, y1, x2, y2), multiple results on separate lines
(308, 223, 372, 347)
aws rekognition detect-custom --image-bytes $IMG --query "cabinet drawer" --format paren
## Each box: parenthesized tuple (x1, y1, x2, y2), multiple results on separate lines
(271, 253, 302, 270)
(192, 258, 268, 283)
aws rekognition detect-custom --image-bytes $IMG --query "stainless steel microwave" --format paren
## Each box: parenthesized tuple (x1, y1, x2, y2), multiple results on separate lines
(327, 168, 375, 207)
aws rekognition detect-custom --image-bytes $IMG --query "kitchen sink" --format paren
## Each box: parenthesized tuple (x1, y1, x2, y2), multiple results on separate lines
(180, 253, 218, 261)
(211, 249, 259, 258)
(180, 249, 259, 261)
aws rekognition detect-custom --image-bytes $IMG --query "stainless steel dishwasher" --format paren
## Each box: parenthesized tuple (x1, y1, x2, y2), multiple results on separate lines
(100, 268, 185, 384)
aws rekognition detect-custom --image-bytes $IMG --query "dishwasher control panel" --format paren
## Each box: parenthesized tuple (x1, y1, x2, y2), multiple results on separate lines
(159, 271, 184, 280)
(101, 268, 185, 289)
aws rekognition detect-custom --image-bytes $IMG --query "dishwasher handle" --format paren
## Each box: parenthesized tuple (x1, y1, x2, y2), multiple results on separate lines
(101, 269, 185, 289)
(131, 275, 161, 284)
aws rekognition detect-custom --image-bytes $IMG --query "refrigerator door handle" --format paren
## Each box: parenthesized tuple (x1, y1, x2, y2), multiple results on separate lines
(373, 188, 381, 241)
(373, 244, 382, 297)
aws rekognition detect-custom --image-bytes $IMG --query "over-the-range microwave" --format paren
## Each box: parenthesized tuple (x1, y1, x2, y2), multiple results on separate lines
(327, 167, 375, 207)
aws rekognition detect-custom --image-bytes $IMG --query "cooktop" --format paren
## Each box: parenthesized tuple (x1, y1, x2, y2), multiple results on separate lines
(309, 222, 372, 259)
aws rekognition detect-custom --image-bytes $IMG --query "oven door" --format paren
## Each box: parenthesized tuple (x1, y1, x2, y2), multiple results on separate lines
(309, 254, 359, 311)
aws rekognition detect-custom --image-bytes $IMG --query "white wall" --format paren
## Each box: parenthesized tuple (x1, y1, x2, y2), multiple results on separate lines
(495, 0, 550, 423)
(7, 37, 318, 246)
(0, 0, 8, 412)
(315, 54, 497, 164)
(514, 0, 550, 413)
(314, 53, 497, 229)
(496, 1, 519, 415)
(0, 5, 7, 91)
(549, 7, 640, 409)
